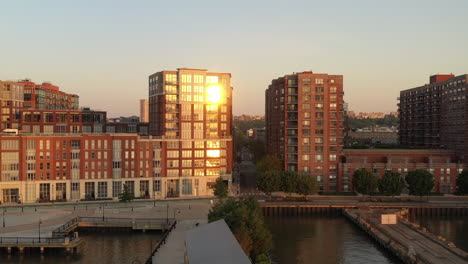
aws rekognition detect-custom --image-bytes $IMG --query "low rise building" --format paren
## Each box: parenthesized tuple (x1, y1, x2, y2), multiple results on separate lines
(0, 133, 231, 204)
(339, 149, 462, 194)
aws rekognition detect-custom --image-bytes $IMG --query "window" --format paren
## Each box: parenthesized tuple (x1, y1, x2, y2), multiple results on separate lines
(140, 180, 149, 197)
(315, 155, 323, 162)
(182, 179, 193, 195)
(315, 79, 324, 84)
(112, 182, 122, 197)
(330, 154, 337, 161)
(153, 179, 161, 192)
(98, 182, 108, 198)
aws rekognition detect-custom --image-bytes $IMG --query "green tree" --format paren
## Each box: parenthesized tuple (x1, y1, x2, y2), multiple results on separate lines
(208, 197, 273, 262)
(378, 171, 405, 196)
(456, 170, 468, 195)
(248, 139, 267, 163)
(296, 174, 318, 198)
(118, 184, 134, 203)
(256, 171, 282, 198)
(256, 155, 283, 174)
(214, 176, 228, 198)
(405, 169, 434, 198)
(280, 171, 299, 196)
(352, 169, 378, 195)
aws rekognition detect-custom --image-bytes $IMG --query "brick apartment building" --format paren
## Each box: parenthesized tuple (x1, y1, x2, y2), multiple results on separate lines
(0, 69, 233, 203)
(265, 71, 344, 191)
(399, 74, 468, 160)
(340, 149, 462, 194)
(148, 68, 233, 197)
(0, 133, 164, 203)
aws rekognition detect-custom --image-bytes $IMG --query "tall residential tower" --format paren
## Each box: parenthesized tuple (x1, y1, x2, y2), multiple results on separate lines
(266, 71, 344, 191)
(148, 68, 233, 197)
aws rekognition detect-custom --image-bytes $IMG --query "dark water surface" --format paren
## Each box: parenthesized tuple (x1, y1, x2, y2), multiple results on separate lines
(411, 215, 468, 253)
(266, 216, 403, 264)
(1, 231, 161, 264)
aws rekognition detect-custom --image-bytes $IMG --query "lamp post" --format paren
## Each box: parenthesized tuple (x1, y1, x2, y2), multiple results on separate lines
(38, 219, 42, 243)
(173, 208, 181, 219)
(166, 203, 169, 224)
(153, 177, 156, 208)
(2, 208, 5, 228)
(102, 203, 105, 221)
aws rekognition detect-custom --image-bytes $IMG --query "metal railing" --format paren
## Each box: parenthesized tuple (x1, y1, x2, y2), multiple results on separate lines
(145, 220, 177, 264)
(0, 235, 78, 245)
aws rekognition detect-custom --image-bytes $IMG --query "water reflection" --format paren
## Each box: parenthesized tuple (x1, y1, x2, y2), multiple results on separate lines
(266, 216, 402, 264)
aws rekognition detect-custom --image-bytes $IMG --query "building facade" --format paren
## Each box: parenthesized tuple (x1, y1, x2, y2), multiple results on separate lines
(0, 133, 231, 204)
(148, 68, 233, 197)
(340, 149, 462, 194)
(399, 74, 468, 160)
(265, 71, 344, 191)
(140, 99, 149, 123)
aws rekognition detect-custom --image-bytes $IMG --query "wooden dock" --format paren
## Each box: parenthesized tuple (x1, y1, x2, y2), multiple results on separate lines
(344, 209, 468, 264)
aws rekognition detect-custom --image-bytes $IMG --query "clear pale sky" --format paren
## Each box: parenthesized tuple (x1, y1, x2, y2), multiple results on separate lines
(1, 0, 467, 117)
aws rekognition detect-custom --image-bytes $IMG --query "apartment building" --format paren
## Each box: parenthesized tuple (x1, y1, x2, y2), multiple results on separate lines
(19, 80, 79, 110)
(399, 74, 468, 160)
(265, 71, 344, 191)
(148, 68, 233, 197)
(0, 132, 230, 204)
(0, 81, 24, 130)
(340, 149, 461, 194)
(140, 99, 149, 123)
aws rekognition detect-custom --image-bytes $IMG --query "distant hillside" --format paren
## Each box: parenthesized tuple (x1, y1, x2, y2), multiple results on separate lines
(348, 116, 398, 129)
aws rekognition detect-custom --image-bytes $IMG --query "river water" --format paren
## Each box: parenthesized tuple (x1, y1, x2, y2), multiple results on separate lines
(2, 215, 467, 264)
(266, 216, 402, 264)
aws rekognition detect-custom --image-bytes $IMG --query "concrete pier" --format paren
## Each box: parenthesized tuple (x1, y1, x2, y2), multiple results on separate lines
(343, 209, 468, 264)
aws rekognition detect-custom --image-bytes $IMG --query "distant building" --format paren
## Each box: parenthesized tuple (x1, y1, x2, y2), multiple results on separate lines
(399, 74, 468, 160)
(140, 99, 149, 123)
(184, 219, 251, 264)
(340, 149, 461, 193)
(347, 131, 398, 145)
(234, 115, 264, 121)
(266, 71, 344, 191)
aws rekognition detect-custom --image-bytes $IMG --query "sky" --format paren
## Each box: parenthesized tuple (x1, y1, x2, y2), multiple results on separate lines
(0, 0, 467, 117)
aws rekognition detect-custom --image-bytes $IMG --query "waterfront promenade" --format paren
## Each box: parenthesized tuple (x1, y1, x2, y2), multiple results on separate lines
(0, 199, 212, 260)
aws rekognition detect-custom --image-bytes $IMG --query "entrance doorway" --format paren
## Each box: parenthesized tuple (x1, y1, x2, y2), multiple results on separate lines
(2, 189, 19, 204)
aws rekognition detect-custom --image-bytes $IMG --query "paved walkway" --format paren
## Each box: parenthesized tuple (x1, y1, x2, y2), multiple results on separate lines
(0, 200, 211, 239)
(152, 219, 207, 264)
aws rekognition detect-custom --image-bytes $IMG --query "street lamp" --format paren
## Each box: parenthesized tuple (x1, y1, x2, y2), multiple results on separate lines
(38, 219, 42, 243)
(173, 208, 181, 219)
(102, 203, 105, 221)
(2, 208, 5, 228)
(166, 204, 169, 224)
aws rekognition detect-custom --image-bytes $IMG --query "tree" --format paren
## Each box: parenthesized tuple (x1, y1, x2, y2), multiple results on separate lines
(214, 176, 228, 198)
(280, 171, 299, 196)
(352, 169, 378, 195)
(256, 171, 282, 198)
(456, 170, 468, 195)
(296, 174, 318, 198)
(118, 184, 134, 203)
(405, 169, 434, 198)
(256, 155, 283, 174)
(208, 197, 272, 262)
(248, 139, 267, 163)
(378, 171, 405, 196)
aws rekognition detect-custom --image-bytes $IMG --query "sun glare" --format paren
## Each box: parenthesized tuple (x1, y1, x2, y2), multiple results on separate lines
(206, 84, 222, 104)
